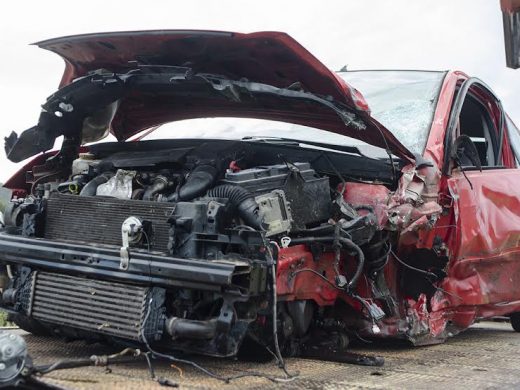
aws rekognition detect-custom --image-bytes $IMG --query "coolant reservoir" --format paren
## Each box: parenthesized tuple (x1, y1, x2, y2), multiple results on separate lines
(72, 154, 99, 176)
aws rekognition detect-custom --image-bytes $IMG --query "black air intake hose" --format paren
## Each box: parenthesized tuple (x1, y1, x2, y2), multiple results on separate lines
(165, 317, 217, 340)
(206, 185, 262, 229)
(79, 172, 114, 197)
(168, 165, 217, 202)
(143, 175, 171, 201)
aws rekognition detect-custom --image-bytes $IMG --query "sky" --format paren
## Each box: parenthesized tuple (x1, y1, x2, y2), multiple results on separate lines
(0, 0, 519, 182)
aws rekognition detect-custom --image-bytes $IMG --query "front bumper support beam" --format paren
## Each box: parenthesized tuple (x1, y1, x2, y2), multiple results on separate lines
(0, 234, 252, 292)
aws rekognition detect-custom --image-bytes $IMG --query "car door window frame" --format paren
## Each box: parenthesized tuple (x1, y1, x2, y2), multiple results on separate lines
(442, 77, 507, 175)
(457, 94, 499, 166)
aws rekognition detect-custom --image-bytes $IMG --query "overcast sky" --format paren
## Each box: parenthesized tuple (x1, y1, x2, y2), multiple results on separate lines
(1, 0, 518, 182)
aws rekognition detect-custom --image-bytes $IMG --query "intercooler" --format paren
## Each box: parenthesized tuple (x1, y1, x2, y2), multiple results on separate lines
(28, 271, 154, 340)
(44, 193, 175, 252)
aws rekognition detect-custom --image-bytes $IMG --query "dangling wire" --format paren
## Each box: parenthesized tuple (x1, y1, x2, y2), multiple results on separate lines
(390, 248, 437, 279)
(263, 237, 295, 379)
(139, 297, 298, 383)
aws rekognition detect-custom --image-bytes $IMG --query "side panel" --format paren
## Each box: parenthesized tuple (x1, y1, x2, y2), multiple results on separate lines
(445, 169, 520, 308)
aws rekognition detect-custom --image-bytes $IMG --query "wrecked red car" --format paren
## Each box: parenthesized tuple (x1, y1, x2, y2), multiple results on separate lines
(1, 31, 520, 363)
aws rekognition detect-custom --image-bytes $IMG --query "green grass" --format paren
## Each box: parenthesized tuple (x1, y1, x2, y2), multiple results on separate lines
(0, 310, 14, 327)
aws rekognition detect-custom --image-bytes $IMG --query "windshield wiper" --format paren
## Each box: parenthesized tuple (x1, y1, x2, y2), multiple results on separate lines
(241, 136, 364, 156)
(242, 136, 364, 156)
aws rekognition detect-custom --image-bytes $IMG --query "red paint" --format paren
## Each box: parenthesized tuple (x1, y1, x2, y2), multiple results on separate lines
(5, 31, 520, 346)
(277, 245, 339, 306)
(3, 152, 57, 192)
(339, 182, 390, 226)
(34, 30, 413, 159)
(389, 71, 520, 343)
(333, 70, 520, 343)
(502, 0, 520, 12)
(229, 160, 241, 173)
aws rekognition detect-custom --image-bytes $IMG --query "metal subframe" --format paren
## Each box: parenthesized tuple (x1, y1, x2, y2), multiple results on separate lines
(0, 233, 256, 292)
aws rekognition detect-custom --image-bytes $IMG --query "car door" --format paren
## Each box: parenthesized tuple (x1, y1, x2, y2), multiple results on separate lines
(443, 79, 520, 314)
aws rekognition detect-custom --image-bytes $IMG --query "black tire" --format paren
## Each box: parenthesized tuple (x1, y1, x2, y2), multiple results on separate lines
(511, 312, 520, 332)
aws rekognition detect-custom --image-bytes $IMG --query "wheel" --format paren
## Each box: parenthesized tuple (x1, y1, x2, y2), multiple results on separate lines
(510, 312, 520, 332)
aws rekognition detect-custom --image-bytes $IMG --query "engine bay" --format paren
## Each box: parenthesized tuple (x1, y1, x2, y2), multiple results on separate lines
(0, 138, 406, 360)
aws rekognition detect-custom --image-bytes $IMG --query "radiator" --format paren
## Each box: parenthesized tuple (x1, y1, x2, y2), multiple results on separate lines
(31, 272, 150, 340)
(44, 193, 175, 252)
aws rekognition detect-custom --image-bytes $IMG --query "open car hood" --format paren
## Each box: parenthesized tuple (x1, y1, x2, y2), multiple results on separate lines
(5, 30, 414, 162)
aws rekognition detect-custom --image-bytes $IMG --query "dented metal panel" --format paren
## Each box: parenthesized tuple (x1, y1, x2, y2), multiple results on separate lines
(2, 31, 520, 369)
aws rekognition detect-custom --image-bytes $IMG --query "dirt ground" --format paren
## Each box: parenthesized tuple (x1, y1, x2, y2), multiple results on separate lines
(10, 321, 519, 390)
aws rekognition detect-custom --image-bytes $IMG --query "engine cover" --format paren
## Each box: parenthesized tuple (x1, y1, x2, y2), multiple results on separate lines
(221, 162, 330, 228)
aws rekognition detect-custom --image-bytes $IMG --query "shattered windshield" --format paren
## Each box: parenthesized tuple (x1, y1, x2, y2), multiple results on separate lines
(339, 70, 446, 154)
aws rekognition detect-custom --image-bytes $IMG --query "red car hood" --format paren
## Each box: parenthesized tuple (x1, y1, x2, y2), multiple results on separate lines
(34, 30, 413, 160)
